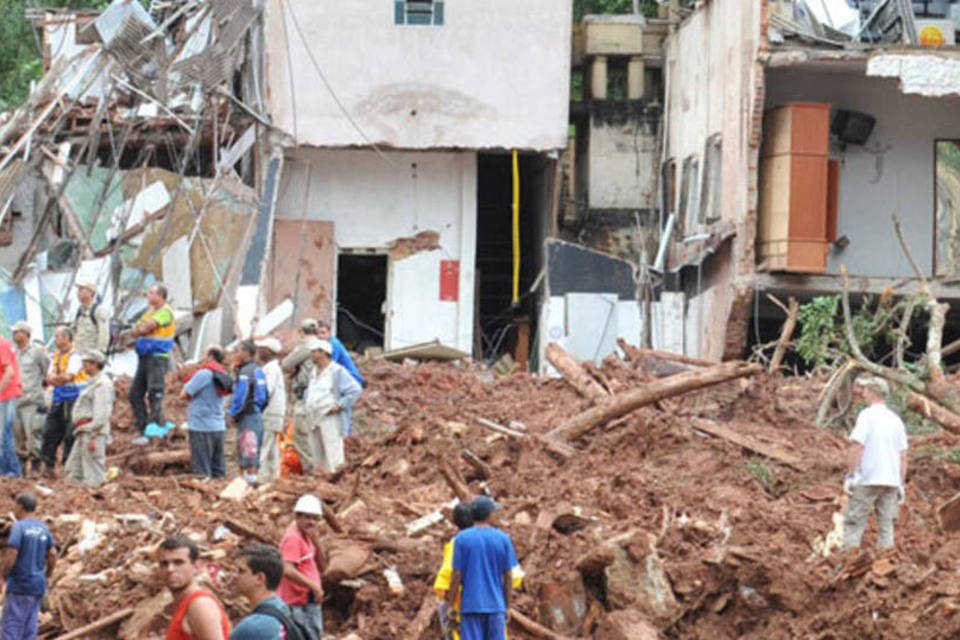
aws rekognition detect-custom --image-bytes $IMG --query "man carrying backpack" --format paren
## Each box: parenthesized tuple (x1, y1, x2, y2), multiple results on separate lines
(180, 346, 232, 479)
(230, 545, 308, 640)
(229, 341, 268, 485)
(72, 282, 110, 353)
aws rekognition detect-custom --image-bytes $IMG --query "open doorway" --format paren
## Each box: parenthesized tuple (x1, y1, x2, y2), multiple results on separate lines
(336, 253, 387, 352)
(475, 153, 553, 366)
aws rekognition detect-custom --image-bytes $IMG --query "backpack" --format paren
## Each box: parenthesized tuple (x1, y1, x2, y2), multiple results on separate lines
(75, 296, 125, 355)
(254, 366, 270, 412)
(250, 602, 311, 640)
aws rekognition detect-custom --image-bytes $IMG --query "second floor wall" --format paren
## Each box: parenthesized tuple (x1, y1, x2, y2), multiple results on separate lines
(263, 0, 572, 151)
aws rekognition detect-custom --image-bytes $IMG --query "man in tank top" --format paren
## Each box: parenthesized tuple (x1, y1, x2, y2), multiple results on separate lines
(159, 536, 231, 640)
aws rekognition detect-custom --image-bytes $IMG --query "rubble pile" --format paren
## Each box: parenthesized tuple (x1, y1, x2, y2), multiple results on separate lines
(5, 357, 960, 639)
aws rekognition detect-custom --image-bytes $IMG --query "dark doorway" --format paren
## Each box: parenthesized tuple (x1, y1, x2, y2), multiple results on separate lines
(336, 254, 387, 352)
(475, 153, 552, 366)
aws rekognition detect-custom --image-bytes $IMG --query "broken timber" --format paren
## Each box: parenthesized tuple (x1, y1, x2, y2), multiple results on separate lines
(475, 417, 576, 459)
(546, 342, 610, 402)
(509, 608, 574, 640)
(54, 607, 135, 640)
(690, 419, 804, 470)
(907, 392, 960, 435)
(547, 361, 763, 442)
(938, 492, 960, 532)
(768, 297, 799, 373)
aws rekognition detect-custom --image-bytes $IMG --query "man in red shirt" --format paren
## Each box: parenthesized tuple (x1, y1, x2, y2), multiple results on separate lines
(278, 494, 325, 639)
(158, 536, 230, 640)
(0, 333, 23, 477)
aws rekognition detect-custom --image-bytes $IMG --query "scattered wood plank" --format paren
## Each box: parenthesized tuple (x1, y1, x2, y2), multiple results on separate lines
(406, 593, 437, 639)
(690, 419, 804, 470)
(545, 342, 610, 402)
(476, 417, 527, 438)
(509, 608, 572, 640)
(461, 449, 491, 479)
(547, 361, 763, 442)
(55, 608, 135, 640)
(439, 459, 472, 501)
(475, 417, 575, 459)
(768, 297, 799, 373)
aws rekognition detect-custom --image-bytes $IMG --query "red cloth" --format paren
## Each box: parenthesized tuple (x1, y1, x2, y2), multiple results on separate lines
(0, 337, 22, 402)
(189, 362, 230, 396)
(165, 589, 231, 640)
(277, 524, 322, 606)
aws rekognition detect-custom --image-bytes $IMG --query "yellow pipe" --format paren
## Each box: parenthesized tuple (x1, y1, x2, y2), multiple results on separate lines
(511, 149, 520, 305)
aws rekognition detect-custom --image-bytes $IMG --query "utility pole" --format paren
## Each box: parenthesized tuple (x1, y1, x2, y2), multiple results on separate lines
(632, 0, 640, 13)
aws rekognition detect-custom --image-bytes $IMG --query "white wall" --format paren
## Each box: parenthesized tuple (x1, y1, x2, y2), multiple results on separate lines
(766, 68, 957, 278)
(588, 116, 658, 209)
(263, 0, 571, 151)
(276, 149, 477, 352)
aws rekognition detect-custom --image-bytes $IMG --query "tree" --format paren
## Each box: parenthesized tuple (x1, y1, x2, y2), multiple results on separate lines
(573, 0, 660, 21)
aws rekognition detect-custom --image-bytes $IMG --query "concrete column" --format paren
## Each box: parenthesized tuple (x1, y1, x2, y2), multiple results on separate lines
(627, 56, 645, 100)
(590, 55, 608, 100)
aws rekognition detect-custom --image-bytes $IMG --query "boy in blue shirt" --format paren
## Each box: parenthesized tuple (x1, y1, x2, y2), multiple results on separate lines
(231, 545, 301, 640)
(0, 492, 57, 640)
(448, 496, 518, 640)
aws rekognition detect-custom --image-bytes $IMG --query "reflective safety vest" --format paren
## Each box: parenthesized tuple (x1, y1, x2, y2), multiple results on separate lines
(52, 347, 87, 404)
(134, 303, 176, 357)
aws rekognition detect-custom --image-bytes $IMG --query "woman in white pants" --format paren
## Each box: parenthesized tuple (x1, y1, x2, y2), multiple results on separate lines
(304, 339, 362, 473)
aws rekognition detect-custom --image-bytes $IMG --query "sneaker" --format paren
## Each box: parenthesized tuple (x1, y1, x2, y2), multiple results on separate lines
(144, 422, 167, 438)
(131, 436, 149, 445)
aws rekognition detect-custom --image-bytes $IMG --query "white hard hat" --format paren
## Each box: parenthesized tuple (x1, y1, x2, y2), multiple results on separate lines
(294, 494, 323, 517)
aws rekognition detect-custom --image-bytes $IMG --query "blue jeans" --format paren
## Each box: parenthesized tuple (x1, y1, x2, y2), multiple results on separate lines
(460, 612, 506, 640)
(0, 593, 41, 640)
(235, 413, 263, 469)
(188, 430, 225, 478)
(290, 602, 323, 640)
(0, 400, 22, 477)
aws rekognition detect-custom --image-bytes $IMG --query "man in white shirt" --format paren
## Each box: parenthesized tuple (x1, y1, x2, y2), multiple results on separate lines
(255, 337, 287, 483)
(843, 376, 908, 549)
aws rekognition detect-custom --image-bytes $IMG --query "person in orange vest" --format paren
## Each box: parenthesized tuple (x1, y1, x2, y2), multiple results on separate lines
(129, 284, 176, 443)
(159, 536, 230, 640)
(40, 327, 86, 478)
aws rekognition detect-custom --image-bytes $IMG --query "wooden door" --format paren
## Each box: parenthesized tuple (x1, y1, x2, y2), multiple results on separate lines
(269, 219, 335, 328)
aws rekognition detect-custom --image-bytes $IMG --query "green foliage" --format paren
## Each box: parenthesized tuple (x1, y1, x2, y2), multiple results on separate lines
(795, 294, 900, 368)
(795, 296, 840, 367)
(574, 0, 660, 21)
(745, 459, 774, 492)
(944, 447, 960, 463)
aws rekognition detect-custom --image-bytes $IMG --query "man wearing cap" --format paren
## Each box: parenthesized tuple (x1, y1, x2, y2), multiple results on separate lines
(447, 496, 518, 640)
(11, 322, 48, 476)
(256, 337, 287, 483)
(278, 494, 326, 640)
(64, 350, 114, 487)
(0, 327, 23, 477)
(129, 283, 176, 440)
(72, 282, 110, 353)
(305, 339, 361, 474)
(843, 376, 909, 549)
(40, 327, 85, 478)
(282, 320, 320, 474)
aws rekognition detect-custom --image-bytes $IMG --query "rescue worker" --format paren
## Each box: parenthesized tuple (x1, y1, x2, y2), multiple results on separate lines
(72, 282, 110, 353)
(281, 320, 319, 474)
(255, 337, 287, 483)
(229, 341, 267, 485)
(277, 495, 326, 639)
(64, 350, 114, 487)
(304, 339, 361, 474)
(129, 284, 176, 443)
(40, 327, 85, 478)
(11, 322, 48, 476)
(159, 536, 231, 640)
(316, 321, 362, 437)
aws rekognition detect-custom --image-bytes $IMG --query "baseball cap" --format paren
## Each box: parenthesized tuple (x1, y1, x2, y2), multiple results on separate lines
(255, 337, 282, 354)
(80, 349, 106, 365)
(305, 338, 332, 355)
(300, 318, 319, 332)
(11, 321, 30, 335)
(471, 496, 501, 521)
(76, 281, 98, 292)
(855, 376, 890, 397)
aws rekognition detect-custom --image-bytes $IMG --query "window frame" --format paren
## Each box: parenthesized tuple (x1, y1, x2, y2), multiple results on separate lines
(395, 0, 444, 26)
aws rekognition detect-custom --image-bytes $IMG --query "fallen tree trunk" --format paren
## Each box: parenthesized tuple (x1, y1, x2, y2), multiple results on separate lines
(55, 607, 135, 640)
(769, 297, 799, 373)
(690, 419, 804, 469)
(439, 459, 472, 501)
(547, 361, 763, 442)
(509, 609, 573, 640)
(906, 391, 960, 435)
(126, 448, 191, 470)
(545, 343, 609, 402)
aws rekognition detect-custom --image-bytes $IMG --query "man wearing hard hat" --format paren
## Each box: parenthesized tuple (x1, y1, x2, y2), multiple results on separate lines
(278, 494, 325, 640)
(64, 350, 114, 487)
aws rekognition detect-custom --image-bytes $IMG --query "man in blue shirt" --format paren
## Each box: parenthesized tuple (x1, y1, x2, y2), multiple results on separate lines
(231, 545, 300, 640)
(180, 346, 231, 479)
(448, 496, 518, 640)
(0, 492, 56, 640)
(229, 341, 268, 485)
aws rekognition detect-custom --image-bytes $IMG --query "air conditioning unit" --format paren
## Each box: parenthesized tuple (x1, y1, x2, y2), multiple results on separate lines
(831, 109, 876, 145)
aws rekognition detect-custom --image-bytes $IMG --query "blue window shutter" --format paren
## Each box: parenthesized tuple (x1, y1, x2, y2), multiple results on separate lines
(433, 1, 444, 25)
(394, 1, 405, 24)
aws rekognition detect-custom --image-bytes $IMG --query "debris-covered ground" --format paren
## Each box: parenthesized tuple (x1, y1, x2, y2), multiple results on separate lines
(7, 356, 960, 639)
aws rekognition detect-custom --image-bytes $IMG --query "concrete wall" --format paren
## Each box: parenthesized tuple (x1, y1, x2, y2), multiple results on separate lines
(276, 149, 477, 353)
(765, 67, 957, 278)
(588, 113, 658, 209)
(263, 0, 571, 151)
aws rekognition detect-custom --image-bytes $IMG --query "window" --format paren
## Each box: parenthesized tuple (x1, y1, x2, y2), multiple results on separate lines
(678, 155, 700, 234)
(395, 0, 444, 26)
(663, 159, 677, 215)
(700, 135, 722, 224)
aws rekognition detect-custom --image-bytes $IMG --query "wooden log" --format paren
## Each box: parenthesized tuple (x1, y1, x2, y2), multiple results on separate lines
(938, 491, 960, 532)
(509, 608, 573, 640)
(617, 339, 714, 368)
(547, 361, 763, 442)
(476, 417, 527, 439)
(323, 506, 348, 535)
(127, 448, 191, 469)
(768, 297, 799, 373)
(55, 608, 135, 640)
(545, 342, 609, 402)
(475, 418, 575, 459)
(907, 391, 960, 435)
(407, 593, 437, 640)
(439, 459, 472, 501)
(690, 419, 804, 469)
(461, 449, 491, 479)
